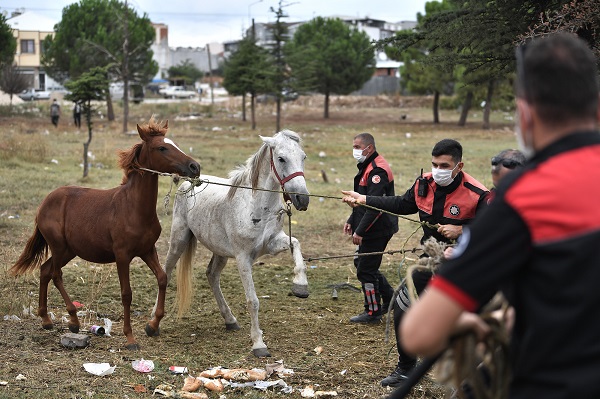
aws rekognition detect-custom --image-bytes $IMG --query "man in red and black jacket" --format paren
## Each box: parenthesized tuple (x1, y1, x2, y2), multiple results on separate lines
(343, 138, 489, 387)
(344, 133, 398, 324)
(400, 33, 600, 399)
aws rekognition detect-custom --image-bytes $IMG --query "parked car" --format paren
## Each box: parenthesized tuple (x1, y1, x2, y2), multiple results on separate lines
(18, 88, 51, 101)
(162, 86, 197, 99)
(256, 89, 299, 104)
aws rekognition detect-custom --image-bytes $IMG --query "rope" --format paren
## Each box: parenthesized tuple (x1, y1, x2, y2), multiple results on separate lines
(305, 247, 421, 262)
(137, 167, 437, 229)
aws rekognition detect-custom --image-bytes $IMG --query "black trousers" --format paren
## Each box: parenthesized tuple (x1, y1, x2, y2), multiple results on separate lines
(354, 234, 395, 313)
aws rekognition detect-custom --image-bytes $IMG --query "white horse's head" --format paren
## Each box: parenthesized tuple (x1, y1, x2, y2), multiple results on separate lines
(261, 130, 310, 211)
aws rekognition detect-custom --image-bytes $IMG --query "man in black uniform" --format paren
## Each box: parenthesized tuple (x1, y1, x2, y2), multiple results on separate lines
(400, 33, 600, 399)
(344, 133, 398, 324)
(343, 138, 489, 386)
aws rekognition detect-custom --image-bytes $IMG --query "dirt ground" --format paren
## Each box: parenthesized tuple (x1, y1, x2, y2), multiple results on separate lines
(0, 95, 503, 399)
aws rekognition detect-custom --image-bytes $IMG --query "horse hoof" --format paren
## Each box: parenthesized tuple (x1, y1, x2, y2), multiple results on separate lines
(126, 343, 141, 351)
(145, 324, 160, 337)
(292, 283, 309, 298)
(42, 323, 54, 330)
(68, 324, 80, 333)
(225, 322, 241, 331)
(252, 348, 271, 358)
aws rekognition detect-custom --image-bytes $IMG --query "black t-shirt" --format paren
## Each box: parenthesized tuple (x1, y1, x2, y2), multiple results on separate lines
(432, 132, 600, 398)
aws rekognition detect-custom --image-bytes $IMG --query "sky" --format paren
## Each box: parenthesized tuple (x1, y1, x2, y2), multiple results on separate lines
(2, 0, 429, 48)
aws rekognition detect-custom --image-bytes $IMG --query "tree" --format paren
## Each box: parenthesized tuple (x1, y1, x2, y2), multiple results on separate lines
(286, 17, 374, 119)
(385, 2, 455, 124)
(64, 67, 109, 178)
(0, 14, 16, 68)
(269, 0, 292, 132)
(518, 0, 600, 63)
(168, 59, 203, 86)
(223, 33, 273, 129)
(42, 0, 157, 132)
(0, 64, 29, 110)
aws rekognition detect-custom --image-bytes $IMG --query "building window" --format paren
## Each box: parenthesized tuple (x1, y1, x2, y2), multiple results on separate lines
(21, 39, 35, 54)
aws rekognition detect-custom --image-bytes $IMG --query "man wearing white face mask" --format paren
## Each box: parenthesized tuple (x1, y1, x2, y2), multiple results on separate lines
(342, 138, 489, 386)
(399, 33, 600, 399)
(344, 133, 399, 324)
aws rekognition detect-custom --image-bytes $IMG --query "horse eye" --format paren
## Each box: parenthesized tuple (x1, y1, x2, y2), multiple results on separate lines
(158, 146, 167, 152)
(278, 157, 285, 163)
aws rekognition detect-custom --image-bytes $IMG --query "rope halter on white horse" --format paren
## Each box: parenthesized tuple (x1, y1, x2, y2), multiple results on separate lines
(269, 147, 304, 202)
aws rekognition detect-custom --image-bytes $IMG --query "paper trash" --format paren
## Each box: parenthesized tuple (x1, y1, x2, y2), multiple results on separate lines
(83, 363, 116, 376)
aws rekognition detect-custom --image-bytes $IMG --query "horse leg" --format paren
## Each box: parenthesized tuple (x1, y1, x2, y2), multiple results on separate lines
(50, 254, 79, 332)
(115, 257, 138, 350)
(140, 248, 165, 337)
(235, 254, 270, 358)
(206, 254, 239, 330)
(38, 257, 55, 330)
(267, 232, 309, 298)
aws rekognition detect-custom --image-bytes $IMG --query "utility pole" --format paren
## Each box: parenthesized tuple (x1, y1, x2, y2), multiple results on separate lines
(206, 43, 214, 105)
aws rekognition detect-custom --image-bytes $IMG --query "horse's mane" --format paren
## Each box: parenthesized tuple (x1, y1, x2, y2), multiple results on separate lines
(118, 116, 168, 184)
(227, 129, 301, 199)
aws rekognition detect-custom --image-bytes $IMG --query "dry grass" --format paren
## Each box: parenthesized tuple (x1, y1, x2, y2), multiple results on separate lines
(0, 95, 516, 399)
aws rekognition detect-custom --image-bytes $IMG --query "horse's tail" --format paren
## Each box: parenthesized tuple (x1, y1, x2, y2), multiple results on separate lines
(176, 236, 197, 318)
(10, 227, 48, 276)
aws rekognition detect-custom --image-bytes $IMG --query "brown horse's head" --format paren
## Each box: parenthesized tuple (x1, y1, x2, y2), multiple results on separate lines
(118, 116, 200, 183)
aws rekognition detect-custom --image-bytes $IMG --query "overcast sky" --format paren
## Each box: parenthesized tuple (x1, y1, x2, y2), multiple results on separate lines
(3, 0, 429, 48)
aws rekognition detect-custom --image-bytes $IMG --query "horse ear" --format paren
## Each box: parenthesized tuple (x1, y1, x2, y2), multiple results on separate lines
(136, 124, 147, 141)
(163, 120, 169, 131)
(260, 135, 274, 147)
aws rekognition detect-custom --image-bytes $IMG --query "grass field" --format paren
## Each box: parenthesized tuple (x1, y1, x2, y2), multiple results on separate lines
(0, 95, 517, 399)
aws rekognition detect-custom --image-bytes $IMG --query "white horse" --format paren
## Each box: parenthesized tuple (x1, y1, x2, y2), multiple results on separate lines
(154, 129, 310, 357)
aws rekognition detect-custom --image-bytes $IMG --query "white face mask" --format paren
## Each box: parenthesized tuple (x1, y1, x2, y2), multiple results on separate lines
(353, 145, 370, 163)
(515, 112, 535, 159)
(432, 164, 459, 187)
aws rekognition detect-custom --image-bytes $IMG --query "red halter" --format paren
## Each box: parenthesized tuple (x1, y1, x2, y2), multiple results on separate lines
(270, 147, 304, 201)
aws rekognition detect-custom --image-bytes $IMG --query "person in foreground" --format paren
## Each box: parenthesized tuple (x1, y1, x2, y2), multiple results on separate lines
(400, 32, 600, 398)
(342, 138, 489, 386)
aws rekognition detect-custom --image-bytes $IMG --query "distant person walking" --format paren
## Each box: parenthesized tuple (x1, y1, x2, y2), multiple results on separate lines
(73, 101, 82, 129)
(50, 99, 61, 127)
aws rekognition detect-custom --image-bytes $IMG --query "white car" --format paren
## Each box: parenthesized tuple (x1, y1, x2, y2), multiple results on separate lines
(162, 86, 197, 99)
(18, 88, 51, 101)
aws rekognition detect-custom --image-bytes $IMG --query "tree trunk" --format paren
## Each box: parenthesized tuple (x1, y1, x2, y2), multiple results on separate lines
(482, 80, 494, 130)
(251, 93, 256, 130)
(458, 91, 473, 126)
(433, 90, 440, 124)
(122, 1, 130, 134)
(82, 104, 93, 178)
(242, 93, 247, 122)
(106, 93, 115, 121)
(324, 91, 330, 119)
(276, 97, 281, 132)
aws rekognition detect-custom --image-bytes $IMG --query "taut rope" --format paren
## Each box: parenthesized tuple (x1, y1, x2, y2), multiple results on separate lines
(136, 167, 437, 230)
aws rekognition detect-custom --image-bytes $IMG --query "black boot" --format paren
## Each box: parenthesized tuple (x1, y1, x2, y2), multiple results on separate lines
(380, 364, 415, 387)
(349, 311, 382, 323)
(350, 282, 383, 323)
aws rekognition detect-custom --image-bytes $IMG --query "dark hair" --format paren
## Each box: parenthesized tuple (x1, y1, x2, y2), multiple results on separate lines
(432, 139, 462, 163)
(494, 149, 526, 166)
(354, 132, 376, 149)
(516, 33, 599, 124)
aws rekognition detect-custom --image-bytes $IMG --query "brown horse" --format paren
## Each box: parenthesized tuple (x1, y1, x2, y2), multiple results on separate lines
(10, 117, 200, 350)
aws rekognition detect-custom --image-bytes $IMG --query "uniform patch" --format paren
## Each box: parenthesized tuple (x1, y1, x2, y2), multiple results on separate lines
(449, 204, 460, 216)
(372, 175, 381, 184)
